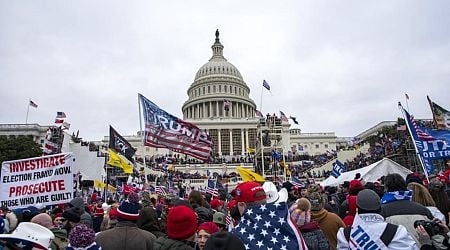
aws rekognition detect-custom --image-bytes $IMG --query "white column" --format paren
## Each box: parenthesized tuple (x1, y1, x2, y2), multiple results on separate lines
(230, 101, 233, 118)
(218, 129, 222, 156)
(245, 129, 249, 150)
(216, 101, 219, 117)
(229, 129, 233, 156)
(241, 129, 245, 155)
(203, 103, 206, 118)
(209, 102, 212, 118)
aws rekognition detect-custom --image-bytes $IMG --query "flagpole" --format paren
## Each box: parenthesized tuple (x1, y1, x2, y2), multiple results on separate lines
(405, 93, 410, 113)
(399, 103, 429, 182)
(260, 84, 264, 114)
(138, 94, 147, 174)
(26, 99, 30, 124)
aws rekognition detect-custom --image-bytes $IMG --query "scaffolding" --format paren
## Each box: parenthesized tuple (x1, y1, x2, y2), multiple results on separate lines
(255, 116, 288, 182)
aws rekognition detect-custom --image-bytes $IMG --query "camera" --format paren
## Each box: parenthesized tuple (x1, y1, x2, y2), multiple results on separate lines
(414, 220, 441, 236)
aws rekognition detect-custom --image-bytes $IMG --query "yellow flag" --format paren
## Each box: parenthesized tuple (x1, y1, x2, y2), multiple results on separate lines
(236, 167, 265, 183)
(94, 180, 106, 189)
(107, 148, 133, 174)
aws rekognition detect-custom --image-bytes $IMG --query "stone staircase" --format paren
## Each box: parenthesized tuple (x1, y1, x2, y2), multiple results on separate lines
(313, 144, 370, 173)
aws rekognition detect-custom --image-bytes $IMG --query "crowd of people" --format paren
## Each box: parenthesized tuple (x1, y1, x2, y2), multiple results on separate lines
(1, 171, 450, 249)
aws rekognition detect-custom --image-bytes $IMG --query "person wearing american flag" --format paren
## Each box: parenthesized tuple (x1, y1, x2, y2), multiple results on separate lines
(230, 181, 308, 249)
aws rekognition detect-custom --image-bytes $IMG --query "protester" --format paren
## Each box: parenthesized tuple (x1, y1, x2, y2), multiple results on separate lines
(53, 213, 65, 229)
(67, 224, 101, 250)
(212, 212, 227, 231)
(0, 222, 54, 250)
(290, 198, 329, 250)
(67, 197, 93, 228)
(408, 182, 446, 222)
(310, 192, 345, 250)
(196, 222, 219, 250)
(0, 208, 17, 233)
(282, 181, 297, 204)
(62, 207, 81, 234)
(96, 192, 156, 250)
(231, 181, 266, 217)
(415, 218, 450, 249)
(204, 231, 245, 250)
(137, 205, 166, 238)
(339, 179, 364, 226)
(380, 173, 434, 247)
(428, 179, 450, 225)
(92, 203, 104, 233)
(209, 198, 224, 212)
(153, 205, 198, 250)
(31, 213, 69, 250)
(337, 189, 417, 249)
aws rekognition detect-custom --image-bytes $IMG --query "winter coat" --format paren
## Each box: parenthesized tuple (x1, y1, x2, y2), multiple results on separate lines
(50, 228, 68, 250)
(311, 208, 345, 250)
(299, 221, 330, 250)
(153, 237, 195, 250)
(337, 213, 418, 250)
(96, 220, 156, 250)
(427, 206, 446, 222)
(381, 200, 433, 247)
(137, 207, 166, 238)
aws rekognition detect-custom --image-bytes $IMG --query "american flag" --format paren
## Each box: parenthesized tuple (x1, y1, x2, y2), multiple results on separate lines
(280, 111, 289, 122)
(263, 80, 271, 91)
(139, 94, 213, 162)
(205, 179, 219, 197)
(406, 111, 436, 141)
(230, 202, 307, 250)
(225, 214, 233, 226)
(255, 110, 264, 118)
(56, 111, 66, 118)
(290, 176, 304, 189)
(155, 185, 167, 195)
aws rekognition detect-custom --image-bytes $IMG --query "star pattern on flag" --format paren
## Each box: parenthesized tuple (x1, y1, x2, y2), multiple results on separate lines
(230, 202, 306, 250)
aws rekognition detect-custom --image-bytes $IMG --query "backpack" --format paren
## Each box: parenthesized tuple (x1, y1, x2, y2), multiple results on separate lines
(344, 223, 398, 247)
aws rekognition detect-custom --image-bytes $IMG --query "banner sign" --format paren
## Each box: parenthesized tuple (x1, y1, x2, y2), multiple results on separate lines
(1, 153, 74, 209)
(139, 93, 213, 161)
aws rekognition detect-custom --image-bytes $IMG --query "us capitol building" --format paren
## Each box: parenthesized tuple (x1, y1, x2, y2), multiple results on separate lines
(0, 31, 339, 168)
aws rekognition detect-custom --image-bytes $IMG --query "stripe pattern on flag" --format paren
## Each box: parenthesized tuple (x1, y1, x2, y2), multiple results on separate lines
(139, 94, 213, 161)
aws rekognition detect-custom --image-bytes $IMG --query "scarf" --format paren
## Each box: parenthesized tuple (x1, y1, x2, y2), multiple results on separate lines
(380, 190, 412, 204)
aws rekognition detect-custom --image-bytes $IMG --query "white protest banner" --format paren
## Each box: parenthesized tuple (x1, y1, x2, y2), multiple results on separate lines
(0, 153, 74, 209)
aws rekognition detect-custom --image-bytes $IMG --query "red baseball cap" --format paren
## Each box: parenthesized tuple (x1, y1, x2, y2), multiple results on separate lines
(232, 182, 266, 203)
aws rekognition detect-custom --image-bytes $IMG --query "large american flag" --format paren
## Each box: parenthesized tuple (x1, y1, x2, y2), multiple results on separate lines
(139, 94, 213, 162)
(230, 202, 307, 250)
(205, 179, 219, 197)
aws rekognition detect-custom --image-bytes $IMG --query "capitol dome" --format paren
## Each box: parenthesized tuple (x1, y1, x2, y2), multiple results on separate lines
(182, 30, 257, 121)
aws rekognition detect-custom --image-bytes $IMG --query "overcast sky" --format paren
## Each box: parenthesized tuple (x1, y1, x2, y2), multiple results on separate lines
(1, 1, 449, 141)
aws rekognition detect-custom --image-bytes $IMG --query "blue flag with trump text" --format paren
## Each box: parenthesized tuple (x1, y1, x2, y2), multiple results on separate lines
(403, 107, 450, 175)
(331, 160, 346, 178)
(139, 94, 213, 161)
(230, 202, 307, 250)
